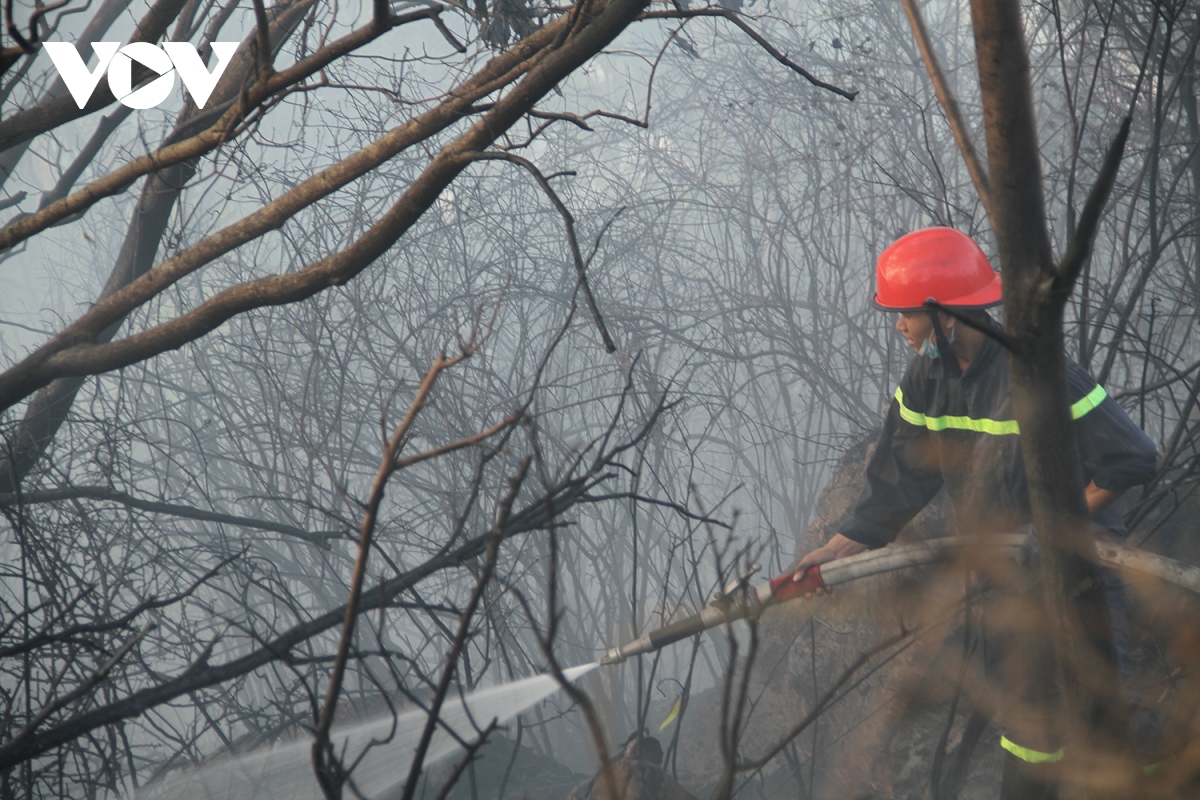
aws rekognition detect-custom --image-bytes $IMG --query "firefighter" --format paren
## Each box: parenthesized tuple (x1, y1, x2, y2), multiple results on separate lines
(792, 227, 1158, 799)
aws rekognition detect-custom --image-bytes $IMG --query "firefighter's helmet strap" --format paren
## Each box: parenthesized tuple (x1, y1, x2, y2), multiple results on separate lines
(928, 304, 961, 378)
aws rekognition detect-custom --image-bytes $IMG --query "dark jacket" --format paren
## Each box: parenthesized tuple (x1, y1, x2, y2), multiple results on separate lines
(838, 327, 1158, 548)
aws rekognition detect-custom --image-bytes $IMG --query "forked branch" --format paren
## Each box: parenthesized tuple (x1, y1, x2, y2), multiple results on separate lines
(1054, 115, 1132, 299)
(312, 346, 515, 798)
(471, 151, 617, 352)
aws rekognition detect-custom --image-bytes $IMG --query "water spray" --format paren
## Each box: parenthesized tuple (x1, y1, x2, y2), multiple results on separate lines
(134, 664, 600, 800)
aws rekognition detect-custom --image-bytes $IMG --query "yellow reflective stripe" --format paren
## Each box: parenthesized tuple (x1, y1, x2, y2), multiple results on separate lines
(894, 387, 1018, 434)
(925, 411, 1018, 435)
(894, 387, 928, 427)
(1000, 736, 1064, 764)
(893, 384, 1107, 436)
(1070, 383, 1107, 419)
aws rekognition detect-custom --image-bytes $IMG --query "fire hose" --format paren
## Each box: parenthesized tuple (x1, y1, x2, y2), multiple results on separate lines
(599, 534, 1200, 665)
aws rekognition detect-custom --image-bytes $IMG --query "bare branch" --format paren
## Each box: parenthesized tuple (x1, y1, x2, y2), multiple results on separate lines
(581, 492, 731, 527)
(0, 447, 628, 770)
(640, 8, 857, 101)
(517, 527, 620, 800)
(1054, 116, 1132, 299)
(431, 13, 467, 52)
(251, 0, 275, 77)
(8, 621, 156, 746)
(0, 552, 238, 660)
(0, 0, 71, 76)
(312, 347, 493, 796)
(430, 720, 501, 800)
(471, 151, 617, 352)
(0, 0, 193, 151)
(899, 0, 993, 225)
(0, 485, 346, 545)
(0, 6, 447, 252)
(394, 416, 517, 470)
(737, 623, 931, 771)
(0, 0, 649, 412)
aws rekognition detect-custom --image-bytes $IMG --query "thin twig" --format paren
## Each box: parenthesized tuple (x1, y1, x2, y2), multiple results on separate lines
(1, 0, 71, 75)
(0, 448, 639, 771)
(736, 626, 916, 770)
(10, 620, 156, 744)
(518, 527, 620, 800)
(0, 485, 345, 546)
(0, 552, 238, 660)
(471, 151, 617, 352)
(431, 13, 466, 52)
(639, 8, 857, 100)
(395, 415, 518, 470)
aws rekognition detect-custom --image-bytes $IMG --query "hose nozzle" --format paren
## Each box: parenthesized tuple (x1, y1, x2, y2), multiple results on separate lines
(599, 633, 654, 665)
(599, 647, 624, 666)
(599, 566, 827, 667)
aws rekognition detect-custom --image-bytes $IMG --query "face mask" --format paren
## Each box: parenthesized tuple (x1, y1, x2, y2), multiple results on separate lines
(918, 326, 955, 360)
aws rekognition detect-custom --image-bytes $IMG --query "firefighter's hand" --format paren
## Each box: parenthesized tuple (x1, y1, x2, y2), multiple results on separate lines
(792, 534, 868, 584)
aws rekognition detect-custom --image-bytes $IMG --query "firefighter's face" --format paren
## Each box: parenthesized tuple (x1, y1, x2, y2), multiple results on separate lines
(895, 312, 952, 351)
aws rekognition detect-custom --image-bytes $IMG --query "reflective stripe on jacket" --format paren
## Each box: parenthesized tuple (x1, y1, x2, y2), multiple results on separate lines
(838, 323, 1158, 548)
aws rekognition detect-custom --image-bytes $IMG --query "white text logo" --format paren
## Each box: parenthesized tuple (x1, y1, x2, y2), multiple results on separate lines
(44, 41, 239, 110)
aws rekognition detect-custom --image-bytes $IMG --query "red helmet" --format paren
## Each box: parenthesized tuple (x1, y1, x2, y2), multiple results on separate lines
(874, 227, 1002, 310)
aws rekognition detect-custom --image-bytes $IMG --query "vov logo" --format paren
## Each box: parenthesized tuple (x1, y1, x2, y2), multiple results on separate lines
(43, 41, 240, 110)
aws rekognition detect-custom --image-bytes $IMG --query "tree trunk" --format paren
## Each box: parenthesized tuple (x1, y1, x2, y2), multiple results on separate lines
(969, 0, 1130, 793)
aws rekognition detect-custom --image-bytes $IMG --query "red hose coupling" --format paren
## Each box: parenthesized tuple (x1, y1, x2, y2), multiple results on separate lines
(768, 566, 826, 603)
